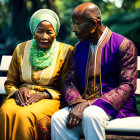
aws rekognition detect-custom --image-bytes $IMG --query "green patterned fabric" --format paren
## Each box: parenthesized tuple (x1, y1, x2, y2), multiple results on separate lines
(29, 39, 57, 71)
(28, 9, 60, 70)
(29, 9, 60, 35)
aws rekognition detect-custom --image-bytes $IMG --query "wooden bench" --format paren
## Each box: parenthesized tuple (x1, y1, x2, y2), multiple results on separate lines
(0, 55, 140, 139)
(105, 57, 140, 139)
(0, 55, 12, 103)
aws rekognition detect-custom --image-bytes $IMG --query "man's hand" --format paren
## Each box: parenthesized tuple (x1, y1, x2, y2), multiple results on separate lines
(66, 101, 89, 129)
(14, 87, 30, 106)
(27, 93, 45, 105)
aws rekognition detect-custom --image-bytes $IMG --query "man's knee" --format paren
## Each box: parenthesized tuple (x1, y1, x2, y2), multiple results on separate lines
(51, 110, 63, 123)
(51, 107, 69, 125)
(83, 106, 105, 121)
(82, 105, 110, 128)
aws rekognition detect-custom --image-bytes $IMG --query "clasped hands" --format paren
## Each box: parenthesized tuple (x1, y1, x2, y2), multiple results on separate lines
(14, 87, 45, 106)
(66, 101, 91, 129)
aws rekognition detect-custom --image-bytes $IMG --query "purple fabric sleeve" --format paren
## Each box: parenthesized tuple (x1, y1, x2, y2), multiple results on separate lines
(93, 99, 118, 118)
(92, 39, 138, 118)
(63, 50, 85, 106)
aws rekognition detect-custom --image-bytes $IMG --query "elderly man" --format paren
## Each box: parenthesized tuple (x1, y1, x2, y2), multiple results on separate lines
(51, 2, 138, 140)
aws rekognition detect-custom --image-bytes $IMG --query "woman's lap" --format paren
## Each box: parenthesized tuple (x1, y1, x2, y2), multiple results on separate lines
(0, 98, 61, 140)
(1, 98, 61, 119)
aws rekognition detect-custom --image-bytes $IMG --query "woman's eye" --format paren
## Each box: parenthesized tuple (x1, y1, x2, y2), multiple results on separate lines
(37, 30, 43, 33)
(47, 31, 53, 35)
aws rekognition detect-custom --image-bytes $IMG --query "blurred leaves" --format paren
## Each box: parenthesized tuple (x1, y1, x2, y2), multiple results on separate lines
(103, 9, 140, 54)
(0, 0, 140, 57)
(0, 1, 10, 28)
(0, 26, 20, 55)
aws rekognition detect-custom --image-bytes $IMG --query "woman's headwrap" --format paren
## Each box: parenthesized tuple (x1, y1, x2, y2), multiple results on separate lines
(29, 9, 60, 35)
(29, 9, 60, 70)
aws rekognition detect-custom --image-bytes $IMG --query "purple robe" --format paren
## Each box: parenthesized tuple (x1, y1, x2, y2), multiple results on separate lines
(63, 28, 138, 119)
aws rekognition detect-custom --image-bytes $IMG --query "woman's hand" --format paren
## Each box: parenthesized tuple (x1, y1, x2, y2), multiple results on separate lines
(27, 93, 45, 105)
(14, 87, 30, 106)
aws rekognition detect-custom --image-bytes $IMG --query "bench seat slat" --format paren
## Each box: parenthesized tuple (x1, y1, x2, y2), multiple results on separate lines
(136, 79, 140, 94)
(106, 117, 140, 132)
(0, 56, 12, 71)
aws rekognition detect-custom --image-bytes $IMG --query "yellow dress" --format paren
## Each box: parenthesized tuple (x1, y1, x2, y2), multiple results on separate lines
(0, 40, 73, 140)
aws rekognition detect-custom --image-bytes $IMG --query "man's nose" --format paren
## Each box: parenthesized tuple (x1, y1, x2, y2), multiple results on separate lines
(72, 24, 79, 32)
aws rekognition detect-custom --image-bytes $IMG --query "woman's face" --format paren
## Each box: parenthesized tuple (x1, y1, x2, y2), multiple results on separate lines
(34, 21, 56, 49)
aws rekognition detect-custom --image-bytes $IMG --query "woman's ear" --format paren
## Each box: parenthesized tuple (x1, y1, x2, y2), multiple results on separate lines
(90, 20, 97, 34)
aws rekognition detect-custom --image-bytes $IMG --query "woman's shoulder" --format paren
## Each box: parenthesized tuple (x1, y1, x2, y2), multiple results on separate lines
(58, 42, 73, 51)
(13, 40, 32, 56)
(16, 40, 32, 50)
(57, 42, 73, 60)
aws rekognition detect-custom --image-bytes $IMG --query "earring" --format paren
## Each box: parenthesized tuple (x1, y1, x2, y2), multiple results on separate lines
(90, 29, 95, 34)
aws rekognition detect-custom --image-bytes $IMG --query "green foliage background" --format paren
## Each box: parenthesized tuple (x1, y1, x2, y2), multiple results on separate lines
(0, 0, 140, 55)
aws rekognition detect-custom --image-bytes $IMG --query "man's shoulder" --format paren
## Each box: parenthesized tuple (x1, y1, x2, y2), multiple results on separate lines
(111, 32, 133, 43)
(111, 33, 137, 56)
(111, 32, 135, 46)
(110, 32, 135, 49)
(111, 32, 126, 40)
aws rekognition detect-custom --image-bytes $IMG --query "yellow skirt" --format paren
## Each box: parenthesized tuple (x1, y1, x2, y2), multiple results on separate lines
(0, 98, 61, 140)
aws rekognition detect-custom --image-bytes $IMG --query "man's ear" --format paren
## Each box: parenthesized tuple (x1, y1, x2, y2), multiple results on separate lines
(90, 20, 97, 34)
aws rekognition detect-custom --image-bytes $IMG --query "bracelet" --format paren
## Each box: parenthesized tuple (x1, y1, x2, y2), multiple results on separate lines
(88, 100, 91, 106)
(43, 92, 49, 99)
(43, 90, 52, 99)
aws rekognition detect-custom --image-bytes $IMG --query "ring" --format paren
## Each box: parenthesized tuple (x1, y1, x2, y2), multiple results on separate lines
(16, 99, 20, 104)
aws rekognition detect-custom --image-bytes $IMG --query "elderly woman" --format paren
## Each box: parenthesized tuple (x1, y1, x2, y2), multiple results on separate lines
(0, 9, 73, 140)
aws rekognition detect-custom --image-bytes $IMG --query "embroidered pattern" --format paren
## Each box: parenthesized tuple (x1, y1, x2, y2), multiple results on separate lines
(100, 39, 137, 111)
(36, 116, 51, 140)
(86, 79, 101, 99)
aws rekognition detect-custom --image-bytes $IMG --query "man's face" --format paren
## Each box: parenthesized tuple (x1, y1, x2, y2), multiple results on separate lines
(72, 14, 92, 42)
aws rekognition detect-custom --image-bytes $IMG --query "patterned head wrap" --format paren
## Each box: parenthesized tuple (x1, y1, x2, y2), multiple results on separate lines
(29, 9, 60, 35)
(29, 9, 60, 71)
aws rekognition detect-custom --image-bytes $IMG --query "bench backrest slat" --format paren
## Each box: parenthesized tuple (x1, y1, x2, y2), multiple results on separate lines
(0, 56, 12, 71)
